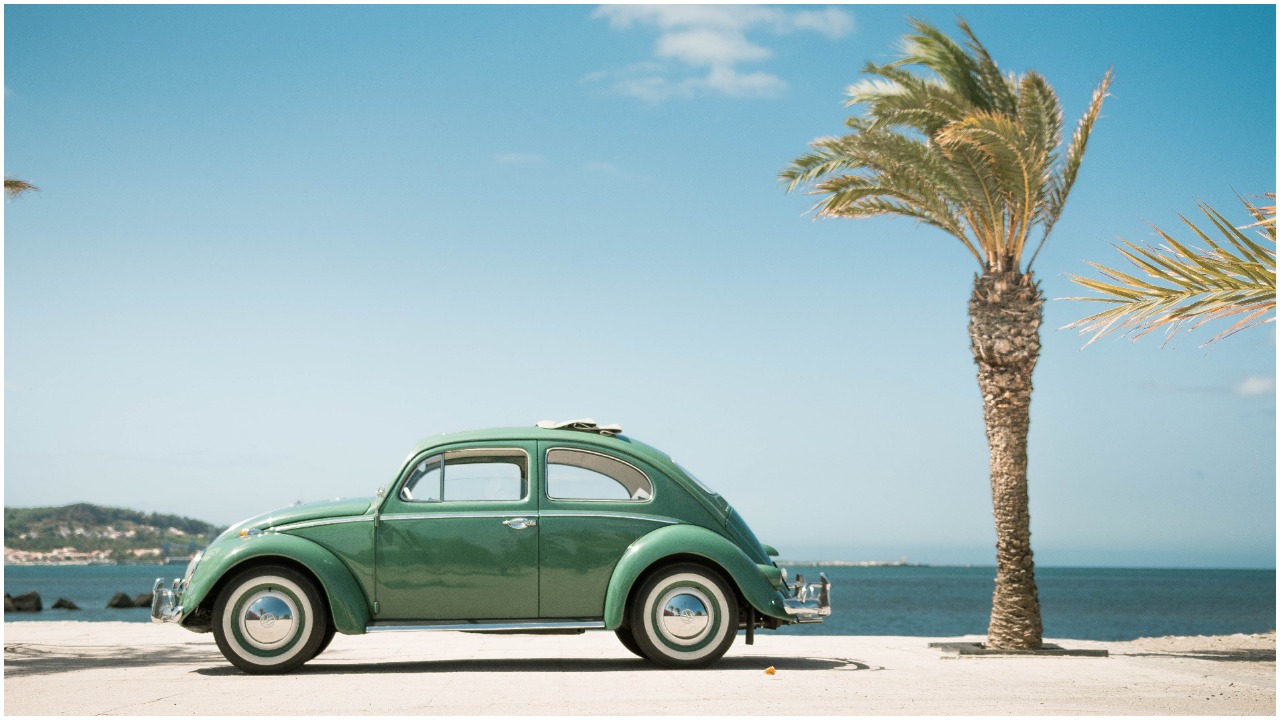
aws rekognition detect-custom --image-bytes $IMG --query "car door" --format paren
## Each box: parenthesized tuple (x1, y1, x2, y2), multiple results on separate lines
(374, 442, 539, 620)
(537, 441, 678, 618)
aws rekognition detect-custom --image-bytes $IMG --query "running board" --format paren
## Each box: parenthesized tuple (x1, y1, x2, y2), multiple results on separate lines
(366, 619, 606, 634)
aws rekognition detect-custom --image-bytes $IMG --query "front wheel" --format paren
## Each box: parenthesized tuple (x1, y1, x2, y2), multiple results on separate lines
(212, 565, 329, 674)
(628, 563, 739, 668)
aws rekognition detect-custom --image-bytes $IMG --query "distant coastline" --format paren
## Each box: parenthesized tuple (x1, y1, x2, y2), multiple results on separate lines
(4, 503, 220, 567)
(4, 557, 195, 567)
(777, 558, 919, 568)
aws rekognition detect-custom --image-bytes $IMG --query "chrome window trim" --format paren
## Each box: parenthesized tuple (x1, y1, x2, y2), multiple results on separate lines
(398, 447, 532, 504)
(544, 446, 655, 503)
(272, 516, 375, 533)
(538, 510, 678, 525)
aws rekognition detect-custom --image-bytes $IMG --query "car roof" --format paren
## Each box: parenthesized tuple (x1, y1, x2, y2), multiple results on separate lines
(406, 425, 674, 467)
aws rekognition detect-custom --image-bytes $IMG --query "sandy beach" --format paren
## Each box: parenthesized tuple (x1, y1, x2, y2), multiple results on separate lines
(2, 622, 1274, 716)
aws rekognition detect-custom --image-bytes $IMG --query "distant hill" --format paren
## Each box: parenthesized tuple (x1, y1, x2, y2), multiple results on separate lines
(4, 503, 224, 563)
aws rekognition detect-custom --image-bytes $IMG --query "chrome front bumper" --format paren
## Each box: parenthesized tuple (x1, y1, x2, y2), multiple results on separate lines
(782, 572, 831, 623)
(150, 578, 186, 624)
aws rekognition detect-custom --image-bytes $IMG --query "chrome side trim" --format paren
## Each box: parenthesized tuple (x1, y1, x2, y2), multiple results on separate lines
(272, 516, 375, 533)
(367, 620, 605, 633)
(381, 511, 532, 522)
(538, 510, 679, 525)
(380, 511, 676, 524)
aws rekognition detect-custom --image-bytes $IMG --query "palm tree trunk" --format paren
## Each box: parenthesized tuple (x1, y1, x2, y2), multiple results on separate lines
(969, 270, 1044, 650)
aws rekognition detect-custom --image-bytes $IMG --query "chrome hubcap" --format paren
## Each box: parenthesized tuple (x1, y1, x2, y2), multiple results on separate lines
(659, 590, 711, 644)
(240, 590, 297, 648)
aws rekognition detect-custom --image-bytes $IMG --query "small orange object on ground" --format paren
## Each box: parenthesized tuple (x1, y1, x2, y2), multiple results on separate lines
(765, 666, 776, 675)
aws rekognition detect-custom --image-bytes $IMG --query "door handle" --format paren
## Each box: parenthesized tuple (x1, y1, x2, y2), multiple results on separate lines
(503, 517, 537, 530)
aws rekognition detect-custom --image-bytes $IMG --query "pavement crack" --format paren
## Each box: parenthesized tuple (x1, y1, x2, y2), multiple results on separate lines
(97, 691, 188, 716)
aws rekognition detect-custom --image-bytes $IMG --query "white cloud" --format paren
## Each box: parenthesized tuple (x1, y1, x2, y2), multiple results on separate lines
(656, 29, 771, 67)
(612, 75, 693, 103)
(1234, 376, 1276, 397)
(584, 161, 621, 174)
(788, 8, 856, 40)
(494, 152, 543, 165)
(590, 4, 854, 102)
(705, 66, 787, 97)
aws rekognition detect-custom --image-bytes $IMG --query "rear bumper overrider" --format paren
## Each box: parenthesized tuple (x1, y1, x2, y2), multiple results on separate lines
(782, 572, 831, 623)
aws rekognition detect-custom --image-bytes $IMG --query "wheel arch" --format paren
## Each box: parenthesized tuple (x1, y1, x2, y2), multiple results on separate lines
(619, 553, 740, 626)
(603, 524, 790, 629)
(184, 534, 370, 635)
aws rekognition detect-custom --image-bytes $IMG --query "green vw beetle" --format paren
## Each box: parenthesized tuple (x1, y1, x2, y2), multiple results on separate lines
(152, 420, 830, 673)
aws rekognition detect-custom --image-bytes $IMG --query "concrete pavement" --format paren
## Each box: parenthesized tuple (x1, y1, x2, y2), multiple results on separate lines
(4, 622, 1274, 715)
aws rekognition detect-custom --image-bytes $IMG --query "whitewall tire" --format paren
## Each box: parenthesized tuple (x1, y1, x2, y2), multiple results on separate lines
(212, 565, 328, 675)
(628, 563, 738, 668)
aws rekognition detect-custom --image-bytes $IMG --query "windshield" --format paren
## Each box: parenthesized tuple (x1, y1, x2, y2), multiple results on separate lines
(676, 462, 719, 496)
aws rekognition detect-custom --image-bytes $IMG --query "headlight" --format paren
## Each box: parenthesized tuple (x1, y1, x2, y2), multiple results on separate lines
(183, 550, 203, 584)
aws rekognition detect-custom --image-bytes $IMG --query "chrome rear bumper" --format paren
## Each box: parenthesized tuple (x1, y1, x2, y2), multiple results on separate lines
(150, 578, 186, 624)
(782, 572, 831, 623)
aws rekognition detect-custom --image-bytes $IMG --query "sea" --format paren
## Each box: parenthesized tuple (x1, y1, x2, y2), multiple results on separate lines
(3, 564, 1274, 640)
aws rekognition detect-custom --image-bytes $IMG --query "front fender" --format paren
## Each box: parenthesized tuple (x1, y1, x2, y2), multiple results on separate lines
(182, 532, 370, 634)
(603, 524, 790, 629)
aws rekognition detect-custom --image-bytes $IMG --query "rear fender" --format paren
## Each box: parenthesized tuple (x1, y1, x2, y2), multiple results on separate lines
(603, 524, 790, 629)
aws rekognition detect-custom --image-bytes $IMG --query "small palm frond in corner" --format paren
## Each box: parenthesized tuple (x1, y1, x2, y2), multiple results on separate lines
(1063, 193, 1276, 346)
(5, 176, 39, 199)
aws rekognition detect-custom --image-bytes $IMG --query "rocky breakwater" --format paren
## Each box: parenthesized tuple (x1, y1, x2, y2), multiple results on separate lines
(5, 589, 153, 613)
(106, 591, 154, 609)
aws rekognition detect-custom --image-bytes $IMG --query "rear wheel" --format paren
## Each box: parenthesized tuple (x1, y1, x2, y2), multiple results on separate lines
(628, 563, 738, 668)
(212, 565, 328, 675)
(614, 627, 645, 658)
(311, 623, 337, 660)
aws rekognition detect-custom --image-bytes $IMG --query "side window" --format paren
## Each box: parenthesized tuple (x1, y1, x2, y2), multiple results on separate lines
(400, 448, 527, 502)
(547, 448, 653, 502)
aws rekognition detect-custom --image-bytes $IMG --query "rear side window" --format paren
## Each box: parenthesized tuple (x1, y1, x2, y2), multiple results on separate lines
(546, 448, 652, 501)
(400, 448, 528, 502)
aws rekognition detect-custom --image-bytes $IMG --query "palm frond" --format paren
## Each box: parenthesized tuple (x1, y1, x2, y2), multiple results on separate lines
(1027, 68, 1113, 269)
(849, 63, 972, 135)
(4, 176, 39, 199)
(779, 136, 865, 192)
(899, 18, 988, 110)
(1014, 73, 1063, 174)
(956, 17, 1018, 116)
(1063, 194, 1277, 346)
(937, 112, 1052, 265)
(782, 18, 1107, 275)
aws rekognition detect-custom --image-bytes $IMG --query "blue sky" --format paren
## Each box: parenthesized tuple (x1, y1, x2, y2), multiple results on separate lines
(4, 4, 1275, 568)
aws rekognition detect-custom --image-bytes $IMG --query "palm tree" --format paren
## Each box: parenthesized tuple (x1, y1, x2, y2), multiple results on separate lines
(780, 18, 1112, 650)
(5, 176, 39, 199)
(1064, 194, 1275, 346)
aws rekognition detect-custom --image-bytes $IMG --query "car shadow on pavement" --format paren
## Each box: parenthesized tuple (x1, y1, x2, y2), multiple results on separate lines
(4, 643, 221, 677)
(193, 655, 878, 676)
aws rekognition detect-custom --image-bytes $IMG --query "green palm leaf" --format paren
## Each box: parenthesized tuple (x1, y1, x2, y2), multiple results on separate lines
(4, 176, 39, 199)
(1063, 194, 1277, 345)
(781, 18, 1110, 275)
